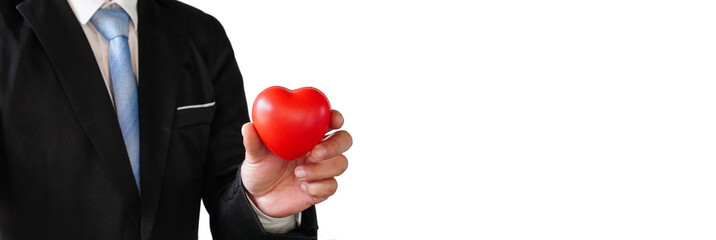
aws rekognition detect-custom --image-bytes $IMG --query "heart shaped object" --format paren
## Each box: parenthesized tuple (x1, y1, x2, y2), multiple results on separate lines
(252, 86, 331, 160)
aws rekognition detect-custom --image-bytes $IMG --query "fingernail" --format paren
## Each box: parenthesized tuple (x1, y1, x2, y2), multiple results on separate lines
(320, 148, 328, 158)
(314, 147, 326, 159)
(295, 168, 306, 178)
(300, 183, 307, 191)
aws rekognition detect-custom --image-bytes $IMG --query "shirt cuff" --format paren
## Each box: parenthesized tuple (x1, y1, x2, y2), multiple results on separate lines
(246, 193, 301, 234)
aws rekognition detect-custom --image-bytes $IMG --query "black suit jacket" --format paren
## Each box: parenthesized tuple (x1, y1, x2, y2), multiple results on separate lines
(0, 0, 318, 239)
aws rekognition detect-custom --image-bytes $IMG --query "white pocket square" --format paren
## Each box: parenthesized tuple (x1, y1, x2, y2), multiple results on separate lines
(176, 101, 216, 111)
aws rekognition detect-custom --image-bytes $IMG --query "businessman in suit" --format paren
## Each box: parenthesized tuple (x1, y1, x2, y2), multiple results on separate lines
(0, 0, 352, 239)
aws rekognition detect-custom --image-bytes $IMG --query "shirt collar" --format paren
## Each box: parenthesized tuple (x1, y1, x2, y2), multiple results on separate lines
(67, 0, 139, 26)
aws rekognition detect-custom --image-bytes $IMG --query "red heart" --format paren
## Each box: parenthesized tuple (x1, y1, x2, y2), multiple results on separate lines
(252, 86, 331, 160)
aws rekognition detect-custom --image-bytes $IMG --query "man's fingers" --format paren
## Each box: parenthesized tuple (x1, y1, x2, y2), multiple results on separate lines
(241, 122, 266, 163)
(295, 154, 348, 181)
(310, 130, 352, 161)
(329, 110, 344, 130)
(301, 178, 338, 200)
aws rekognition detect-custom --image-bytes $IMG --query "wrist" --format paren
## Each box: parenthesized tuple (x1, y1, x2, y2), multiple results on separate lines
(247, 192, 290, 218)
(245, 192, 300, 233)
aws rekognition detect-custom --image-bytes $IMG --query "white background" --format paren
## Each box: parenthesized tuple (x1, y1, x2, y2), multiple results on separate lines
(180, 1, 716, 239)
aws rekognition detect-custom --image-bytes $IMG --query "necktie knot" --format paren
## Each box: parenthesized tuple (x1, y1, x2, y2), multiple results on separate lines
(91, 9, 130, 40)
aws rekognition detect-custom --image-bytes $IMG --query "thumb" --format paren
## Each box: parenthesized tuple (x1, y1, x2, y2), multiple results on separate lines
(242, 122, 267, 163)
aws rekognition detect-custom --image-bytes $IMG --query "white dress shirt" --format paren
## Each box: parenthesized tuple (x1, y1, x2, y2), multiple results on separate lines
(65, 0, 298, 234)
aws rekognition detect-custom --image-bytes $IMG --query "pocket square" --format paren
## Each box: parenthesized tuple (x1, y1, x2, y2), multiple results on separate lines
(176, 101, 216, 111)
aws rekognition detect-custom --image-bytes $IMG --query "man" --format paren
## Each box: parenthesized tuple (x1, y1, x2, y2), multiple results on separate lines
(0, 0, 352, 239)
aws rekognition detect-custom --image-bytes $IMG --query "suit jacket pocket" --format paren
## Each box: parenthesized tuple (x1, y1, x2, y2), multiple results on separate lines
(174, 102, 216, 128)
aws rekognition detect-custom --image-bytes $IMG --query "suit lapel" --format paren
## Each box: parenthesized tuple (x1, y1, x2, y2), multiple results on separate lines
(137, 0, 183, 239)
(19, 0, 185, 237)
(16, 0, 142, 230)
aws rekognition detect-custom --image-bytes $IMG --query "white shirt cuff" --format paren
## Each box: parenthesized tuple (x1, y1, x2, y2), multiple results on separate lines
(246, 193, 301, 234)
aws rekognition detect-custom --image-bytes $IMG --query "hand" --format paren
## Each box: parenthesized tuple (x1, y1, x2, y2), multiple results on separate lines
(241, 110, 352, 218)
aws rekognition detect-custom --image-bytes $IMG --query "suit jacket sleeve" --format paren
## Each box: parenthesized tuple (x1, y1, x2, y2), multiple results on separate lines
(199, 16, 319, 240)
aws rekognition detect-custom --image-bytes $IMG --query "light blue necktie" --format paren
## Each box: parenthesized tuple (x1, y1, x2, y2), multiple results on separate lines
(91, 9, 140, 191)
